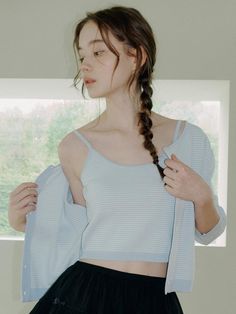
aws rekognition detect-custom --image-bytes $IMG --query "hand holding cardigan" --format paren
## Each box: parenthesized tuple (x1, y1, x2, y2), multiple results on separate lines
(163, 153, 213, 204)
(163, 153, 220, 234)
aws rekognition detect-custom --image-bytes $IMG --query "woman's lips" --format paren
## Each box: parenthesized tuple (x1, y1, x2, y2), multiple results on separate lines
(85, 80, 96, 86)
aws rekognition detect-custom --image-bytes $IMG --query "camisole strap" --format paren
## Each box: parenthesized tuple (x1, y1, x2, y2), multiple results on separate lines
(73, 130, 92, 149)
(74, 120, 184, 150)
(172, 120, 182, 142)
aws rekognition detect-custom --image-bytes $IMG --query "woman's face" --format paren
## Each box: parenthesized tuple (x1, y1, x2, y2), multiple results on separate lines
(78, 21, 137, 99)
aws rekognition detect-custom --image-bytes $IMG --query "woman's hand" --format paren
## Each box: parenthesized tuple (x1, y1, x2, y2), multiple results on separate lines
(8, 182, 38, 232)
(163, 154, 213, 205)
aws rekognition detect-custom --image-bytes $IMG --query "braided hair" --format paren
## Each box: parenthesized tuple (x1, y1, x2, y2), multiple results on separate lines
(72, 5, 164, 179)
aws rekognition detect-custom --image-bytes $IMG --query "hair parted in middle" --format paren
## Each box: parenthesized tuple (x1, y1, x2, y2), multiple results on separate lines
(72, 5, 164, 179)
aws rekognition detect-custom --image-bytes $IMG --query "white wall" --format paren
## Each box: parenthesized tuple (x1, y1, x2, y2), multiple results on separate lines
(0, 1, 235, 313)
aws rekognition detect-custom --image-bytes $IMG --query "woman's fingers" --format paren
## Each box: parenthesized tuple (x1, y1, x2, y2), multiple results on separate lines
(8, 182, 38, 231)
(15, 194, 38, 211)
(12, 187, 38, 206)
(10, 182, 38, 198)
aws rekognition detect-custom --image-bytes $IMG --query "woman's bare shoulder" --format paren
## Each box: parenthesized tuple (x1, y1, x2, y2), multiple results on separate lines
(152, 112, 177, 125)
(152, 112, 179, 132)
(60, 116, 98, 145)
(57, 117, 100, 179)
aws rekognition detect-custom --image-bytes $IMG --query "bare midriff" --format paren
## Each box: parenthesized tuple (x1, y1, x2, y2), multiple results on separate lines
(79, 258, 168, 277)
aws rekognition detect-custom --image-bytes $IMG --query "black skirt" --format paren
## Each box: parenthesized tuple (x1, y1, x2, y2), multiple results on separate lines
(29, 260, 184, 314)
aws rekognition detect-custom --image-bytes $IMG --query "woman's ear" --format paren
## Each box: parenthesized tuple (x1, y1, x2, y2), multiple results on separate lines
(140, 46, 147, 67)
(129, 46, 147, 69)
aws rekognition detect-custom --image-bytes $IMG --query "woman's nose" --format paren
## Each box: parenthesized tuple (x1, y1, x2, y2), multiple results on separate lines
(80, 62, 90, 71)
(80, 58, 93, 71)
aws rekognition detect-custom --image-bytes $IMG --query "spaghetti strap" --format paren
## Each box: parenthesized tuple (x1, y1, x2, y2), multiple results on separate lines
(73, 130, 92, 149)
(74, 121, 184, 152)
(172, 120, 182, 142)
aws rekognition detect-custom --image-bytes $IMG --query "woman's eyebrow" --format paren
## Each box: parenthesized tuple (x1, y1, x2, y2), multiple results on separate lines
(78, 39, 105, 51)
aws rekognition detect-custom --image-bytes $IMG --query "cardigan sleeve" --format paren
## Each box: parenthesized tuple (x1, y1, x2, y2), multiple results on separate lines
(194, 130, 227, 245)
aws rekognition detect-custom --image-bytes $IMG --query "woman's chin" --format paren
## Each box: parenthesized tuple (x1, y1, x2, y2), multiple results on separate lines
(87, 90, 107, 99)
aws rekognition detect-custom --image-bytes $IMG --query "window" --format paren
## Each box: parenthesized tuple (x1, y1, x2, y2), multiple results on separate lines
(0, 79, 228, 247)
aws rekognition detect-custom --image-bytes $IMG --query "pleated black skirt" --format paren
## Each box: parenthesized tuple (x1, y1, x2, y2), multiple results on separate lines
(29, 260, 184, 314)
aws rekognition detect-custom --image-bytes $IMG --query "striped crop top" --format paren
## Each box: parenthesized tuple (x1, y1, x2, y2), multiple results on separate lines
(73, 120, 185, 263)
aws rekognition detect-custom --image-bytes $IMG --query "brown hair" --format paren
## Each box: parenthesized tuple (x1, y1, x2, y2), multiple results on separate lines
(72, 5, 164, 179)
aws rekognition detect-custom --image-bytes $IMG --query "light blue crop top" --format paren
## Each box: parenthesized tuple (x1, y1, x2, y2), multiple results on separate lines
(73, 120, 183, 263)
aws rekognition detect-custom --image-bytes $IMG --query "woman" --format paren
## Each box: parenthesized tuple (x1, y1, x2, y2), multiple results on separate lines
(8, 5, 226, 313)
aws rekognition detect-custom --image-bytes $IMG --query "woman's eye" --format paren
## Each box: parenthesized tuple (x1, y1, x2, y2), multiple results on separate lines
(94, 50, 104, 56)
(79, 51, 104, 63)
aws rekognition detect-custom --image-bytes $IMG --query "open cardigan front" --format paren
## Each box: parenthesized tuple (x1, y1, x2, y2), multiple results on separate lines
(20, 122, 227, 302)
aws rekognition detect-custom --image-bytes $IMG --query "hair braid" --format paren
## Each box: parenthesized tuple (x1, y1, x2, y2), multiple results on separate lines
(137, 78, 165, 179)
(72, 5, 165, 179)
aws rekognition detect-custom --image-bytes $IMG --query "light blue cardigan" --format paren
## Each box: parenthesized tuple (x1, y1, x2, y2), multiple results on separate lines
(21, 122, 227, 302)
